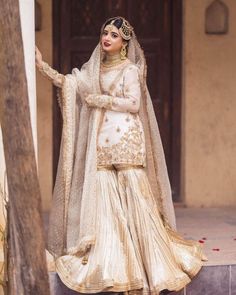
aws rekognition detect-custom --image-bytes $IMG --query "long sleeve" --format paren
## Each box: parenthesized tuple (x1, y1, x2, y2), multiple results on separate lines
(37, 61, 64, 88)
(85, 64, 141, 113)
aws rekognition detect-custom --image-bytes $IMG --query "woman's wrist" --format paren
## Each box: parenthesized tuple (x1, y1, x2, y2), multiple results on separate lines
(36, 60, 44, 70)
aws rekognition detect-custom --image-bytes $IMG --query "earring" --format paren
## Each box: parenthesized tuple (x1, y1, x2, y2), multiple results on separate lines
(120, 44, 127, 60)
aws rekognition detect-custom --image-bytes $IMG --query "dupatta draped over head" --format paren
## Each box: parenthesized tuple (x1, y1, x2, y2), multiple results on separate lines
(47, 17, 176, 258)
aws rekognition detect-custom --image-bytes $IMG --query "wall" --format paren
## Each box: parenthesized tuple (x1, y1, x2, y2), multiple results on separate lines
(36, 0, 53, 211)
(182, 0, 236, 206)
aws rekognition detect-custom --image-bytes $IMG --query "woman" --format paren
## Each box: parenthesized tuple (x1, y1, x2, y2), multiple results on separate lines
(36, 17, 207, 294)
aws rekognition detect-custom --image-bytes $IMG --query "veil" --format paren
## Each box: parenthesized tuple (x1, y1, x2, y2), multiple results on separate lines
(47, 18, 176, 258)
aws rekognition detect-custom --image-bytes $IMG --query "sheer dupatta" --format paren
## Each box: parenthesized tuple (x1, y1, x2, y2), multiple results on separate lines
(47, 24, 176, 259)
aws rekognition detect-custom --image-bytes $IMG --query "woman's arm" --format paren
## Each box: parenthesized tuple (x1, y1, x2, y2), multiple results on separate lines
(85, 65, 141, 113)
(35, 46, 64, 88)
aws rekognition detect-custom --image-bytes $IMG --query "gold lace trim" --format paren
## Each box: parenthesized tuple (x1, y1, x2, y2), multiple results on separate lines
(97, 164, 144, 171)
(86, 94, 113, 109)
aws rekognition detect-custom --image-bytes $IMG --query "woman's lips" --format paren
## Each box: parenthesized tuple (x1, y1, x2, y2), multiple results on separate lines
(103, 42, 111, 47)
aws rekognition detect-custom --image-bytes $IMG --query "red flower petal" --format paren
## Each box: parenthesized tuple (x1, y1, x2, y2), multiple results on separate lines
(212, 248, 220, 251)
(202, 237, 207, 240)
(198, 240, 205, 243)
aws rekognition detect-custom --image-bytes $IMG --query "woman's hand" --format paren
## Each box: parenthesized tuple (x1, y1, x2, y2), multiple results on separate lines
(35, 46, 43, 68)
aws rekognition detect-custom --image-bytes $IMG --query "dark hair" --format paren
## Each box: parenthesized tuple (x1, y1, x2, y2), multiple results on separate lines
(104, 17, 123, 30)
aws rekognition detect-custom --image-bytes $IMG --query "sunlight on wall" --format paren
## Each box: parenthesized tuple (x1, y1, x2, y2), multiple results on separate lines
(182, 0, 236, 207)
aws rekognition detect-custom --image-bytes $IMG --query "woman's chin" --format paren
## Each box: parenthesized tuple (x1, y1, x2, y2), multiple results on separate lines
(102, 48, 118, 55)
(102, 48, 111, 54)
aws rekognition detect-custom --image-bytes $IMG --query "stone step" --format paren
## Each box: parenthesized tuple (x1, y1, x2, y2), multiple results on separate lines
(49, 272, 122, 295)
(49, 264, 236, 295)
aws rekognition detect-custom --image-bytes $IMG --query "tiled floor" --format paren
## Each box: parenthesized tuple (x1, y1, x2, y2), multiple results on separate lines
(175, 207, 236, 266)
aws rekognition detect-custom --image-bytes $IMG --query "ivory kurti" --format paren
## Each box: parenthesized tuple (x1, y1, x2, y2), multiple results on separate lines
(39, 59, 207, 294)
(97, 61, 146, 166)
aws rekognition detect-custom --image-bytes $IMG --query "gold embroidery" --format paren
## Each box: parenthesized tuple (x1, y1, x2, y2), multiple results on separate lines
(116, 127, 121, 132)
(97, 120, 146, 166)
(38, 61, 63, 84)
(86, 94, 113, 109)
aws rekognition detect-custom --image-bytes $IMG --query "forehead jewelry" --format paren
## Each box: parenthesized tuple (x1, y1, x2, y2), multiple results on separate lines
(105, 19, 116, 33)
(119, 19, 133, 40)
(104, 18, 133, 40)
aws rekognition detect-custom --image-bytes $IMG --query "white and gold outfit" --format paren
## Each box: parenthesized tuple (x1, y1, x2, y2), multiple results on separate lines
(38, 18, 207, 295)
(96, 61, 146, 167)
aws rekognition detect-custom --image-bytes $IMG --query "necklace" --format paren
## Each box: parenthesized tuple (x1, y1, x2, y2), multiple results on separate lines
(102, 53, 126, 68)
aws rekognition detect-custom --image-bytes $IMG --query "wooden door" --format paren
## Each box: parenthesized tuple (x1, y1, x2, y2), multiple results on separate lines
(53, 0, 182, 201)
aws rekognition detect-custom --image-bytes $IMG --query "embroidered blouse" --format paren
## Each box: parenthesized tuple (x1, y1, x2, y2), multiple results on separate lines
(38, 60, 146, 167)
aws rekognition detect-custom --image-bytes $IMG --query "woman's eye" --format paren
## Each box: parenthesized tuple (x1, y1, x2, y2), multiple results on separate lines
(112, 33, 118, 38)
(103, 31, 108, 35)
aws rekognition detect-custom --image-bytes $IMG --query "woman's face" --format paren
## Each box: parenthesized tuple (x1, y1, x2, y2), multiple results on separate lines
(101, 24, 124, 55)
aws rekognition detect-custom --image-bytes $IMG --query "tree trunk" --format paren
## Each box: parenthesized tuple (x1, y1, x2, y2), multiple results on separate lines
(0, 1, 50, 294)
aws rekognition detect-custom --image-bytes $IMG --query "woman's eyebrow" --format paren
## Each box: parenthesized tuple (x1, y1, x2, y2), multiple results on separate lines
(103, 29, 118, 35)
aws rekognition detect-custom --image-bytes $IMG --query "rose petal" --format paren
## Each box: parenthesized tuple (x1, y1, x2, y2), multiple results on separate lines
(199, 240, 205, 243)
(202, 237, 207, 240)
(212, 248, 220, 251)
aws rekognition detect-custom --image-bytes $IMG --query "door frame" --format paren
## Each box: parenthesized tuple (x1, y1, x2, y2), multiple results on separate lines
(171, 0, 182, 201)
(52, 0, 183, 202)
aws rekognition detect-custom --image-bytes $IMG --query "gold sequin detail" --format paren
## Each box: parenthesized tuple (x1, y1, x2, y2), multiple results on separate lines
(116, 127, 121, 132)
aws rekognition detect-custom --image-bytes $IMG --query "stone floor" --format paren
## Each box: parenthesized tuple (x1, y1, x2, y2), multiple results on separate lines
(175, 207, 236, 266)
(47, 207, 236, 295)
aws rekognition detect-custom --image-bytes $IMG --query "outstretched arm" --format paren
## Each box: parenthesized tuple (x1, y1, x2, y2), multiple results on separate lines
(35, 46, 64, 88)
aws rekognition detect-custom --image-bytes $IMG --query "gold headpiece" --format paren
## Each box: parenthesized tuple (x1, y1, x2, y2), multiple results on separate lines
(103, 17, 133, 41)
(119, 18, 133, 40)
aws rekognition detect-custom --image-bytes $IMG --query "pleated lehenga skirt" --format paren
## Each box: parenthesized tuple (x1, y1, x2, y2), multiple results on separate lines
(56, 167, 207, 294)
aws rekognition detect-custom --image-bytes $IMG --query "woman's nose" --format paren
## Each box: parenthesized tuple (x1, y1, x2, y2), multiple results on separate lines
(104, 34, 111, 41)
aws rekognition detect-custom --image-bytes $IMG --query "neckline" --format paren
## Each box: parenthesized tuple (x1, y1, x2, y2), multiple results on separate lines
(101, 58, 131, 71)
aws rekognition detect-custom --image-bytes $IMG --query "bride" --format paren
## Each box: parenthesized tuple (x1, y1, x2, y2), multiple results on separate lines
(36, 16, 207, 294)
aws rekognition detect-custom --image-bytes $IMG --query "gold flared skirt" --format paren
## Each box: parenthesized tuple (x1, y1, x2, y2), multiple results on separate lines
(56, 167, 207, 294)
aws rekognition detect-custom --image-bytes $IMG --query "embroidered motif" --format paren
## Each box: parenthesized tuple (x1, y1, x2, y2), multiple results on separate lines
(86, 94, 113, 109)
(97, 120, 146, 166)
(39, 61, 63, 83)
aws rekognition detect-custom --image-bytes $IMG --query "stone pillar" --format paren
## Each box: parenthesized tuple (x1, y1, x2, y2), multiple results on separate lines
(0, 1, 37, 208)
(0, 1, 36, 290)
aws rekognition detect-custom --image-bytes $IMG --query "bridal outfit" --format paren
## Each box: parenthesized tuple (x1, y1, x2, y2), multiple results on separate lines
(38, 18, 207, 295)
